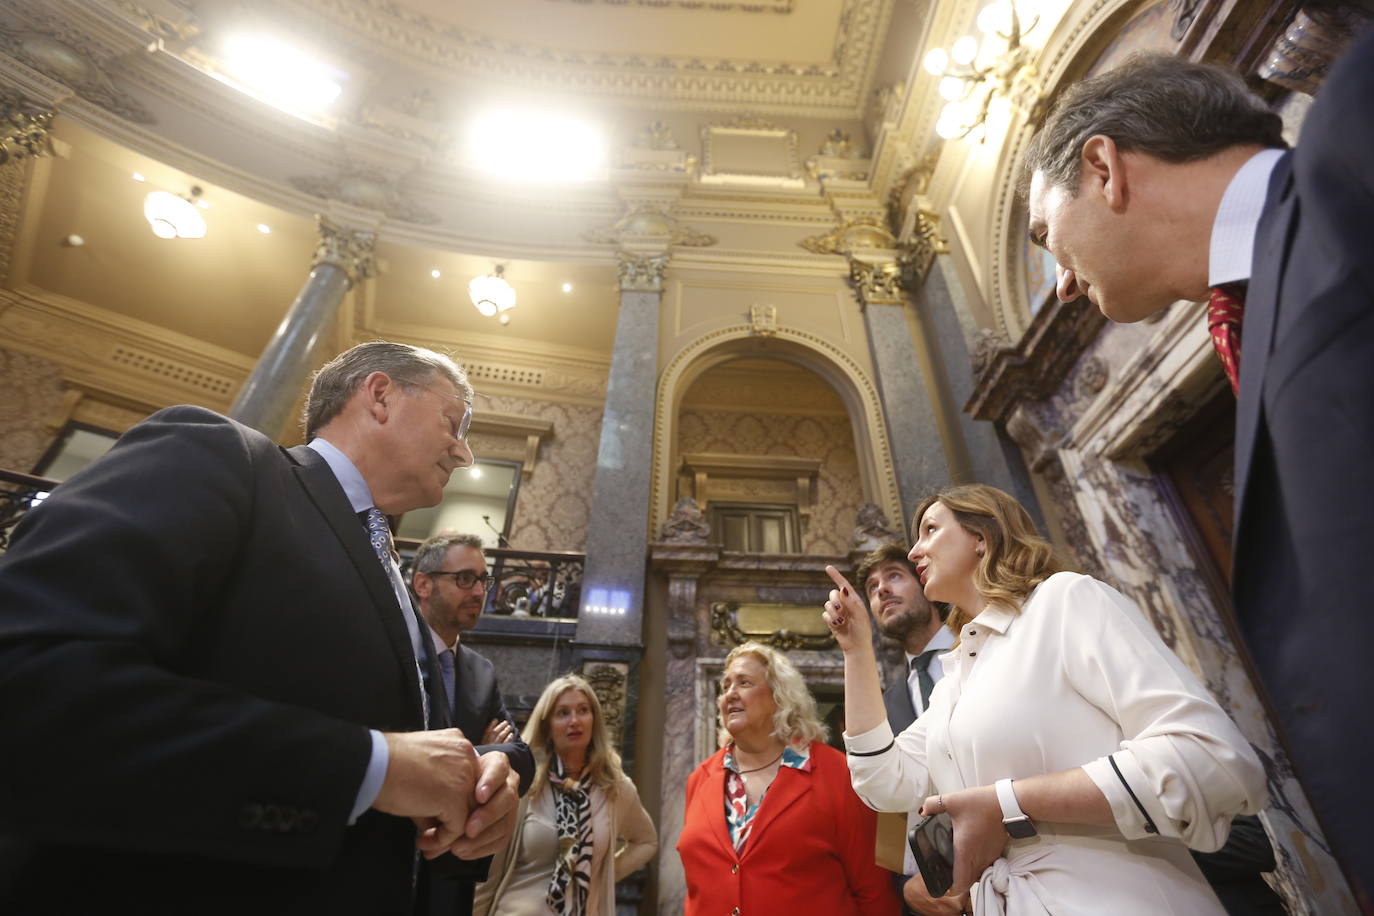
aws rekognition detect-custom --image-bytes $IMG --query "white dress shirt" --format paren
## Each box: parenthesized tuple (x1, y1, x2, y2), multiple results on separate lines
(847, 572, 1267, 915)
(905, 626, 957, 717)
(1208, 148, 1286, 287)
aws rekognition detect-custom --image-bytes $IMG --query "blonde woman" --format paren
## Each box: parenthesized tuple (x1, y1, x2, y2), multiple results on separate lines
(823, 484, 1268, 915)
(474, 675, 656, 916)
(676, 642, 899, 915)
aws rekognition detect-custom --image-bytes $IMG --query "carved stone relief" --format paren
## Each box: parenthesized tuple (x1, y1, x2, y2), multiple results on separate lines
(0, 21, 155, 124)
(290, 171, 439, 225)
(615, 251, 669, 293)
(581, 661, 629, 748)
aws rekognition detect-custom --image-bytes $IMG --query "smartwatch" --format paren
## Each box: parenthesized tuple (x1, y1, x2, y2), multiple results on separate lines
(994, 778, 1038, 839)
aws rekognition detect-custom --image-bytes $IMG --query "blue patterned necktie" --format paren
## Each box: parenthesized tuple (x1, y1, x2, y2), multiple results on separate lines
(362, 507, 432, 728)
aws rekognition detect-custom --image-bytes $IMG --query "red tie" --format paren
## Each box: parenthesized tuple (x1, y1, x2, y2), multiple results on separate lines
(1207, 283, 1245, 397)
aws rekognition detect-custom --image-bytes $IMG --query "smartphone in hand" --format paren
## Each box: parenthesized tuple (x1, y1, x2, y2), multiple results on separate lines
(908, 812, 956, 898)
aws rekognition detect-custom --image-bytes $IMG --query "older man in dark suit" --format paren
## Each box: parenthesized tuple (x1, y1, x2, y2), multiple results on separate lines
(0, 341, 533, 914)
(1022, 36, 1374, 906)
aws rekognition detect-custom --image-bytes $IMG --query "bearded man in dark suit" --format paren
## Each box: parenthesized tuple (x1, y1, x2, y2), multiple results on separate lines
(0, 341, 533, 914)
(1021, 36, 1374, 907)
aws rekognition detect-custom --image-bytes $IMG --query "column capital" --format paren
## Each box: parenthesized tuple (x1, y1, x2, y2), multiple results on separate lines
(0, 89, 55, 168)
(313, 217, 377, 287)
(616, 249, 669, 293)
(897, 208, 949, 288)
(848, 256, 904, 307)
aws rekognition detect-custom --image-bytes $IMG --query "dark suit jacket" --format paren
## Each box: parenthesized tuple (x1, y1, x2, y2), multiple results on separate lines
(424, 643, 523, 915)
(1232, 29, 1374, 900)
(0, 406, 531, 914)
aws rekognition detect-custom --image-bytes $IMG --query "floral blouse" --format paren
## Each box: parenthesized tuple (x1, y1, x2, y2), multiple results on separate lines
(722, 742, 811, 853)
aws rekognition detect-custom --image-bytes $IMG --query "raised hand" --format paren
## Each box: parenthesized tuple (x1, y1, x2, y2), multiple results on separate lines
(823, 565, 874, 655)
(481, 717, 515, 746)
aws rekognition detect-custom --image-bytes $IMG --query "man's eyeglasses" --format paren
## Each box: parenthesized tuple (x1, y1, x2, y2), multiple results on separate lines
(424, 569, 495, 590)
(408, 383, 473, 441)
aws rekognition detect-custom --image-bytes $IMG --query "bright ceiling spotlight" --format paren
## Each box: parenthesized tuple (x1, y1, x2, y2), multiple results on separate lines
(468, 264, 517, 318)
(220, 34, 343, 118)
(143, 188, 207, 240)
(466, 110, 605, 181)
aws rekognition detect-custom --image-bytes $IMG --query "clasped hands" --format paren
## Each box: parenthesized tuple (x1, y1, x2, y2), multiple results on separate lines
(372, 721, 521, 860)
(920, 785, 1007, 902)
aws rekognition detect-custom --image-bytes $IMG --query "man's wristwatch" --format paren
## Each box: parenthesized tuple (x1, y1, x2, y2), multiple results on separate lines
(994, 778, 1038, 838)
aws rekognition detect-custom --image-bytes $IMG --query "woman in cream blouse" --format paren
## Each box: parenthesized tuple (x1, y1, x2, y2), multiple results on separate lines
(823, 484, 1268, 915)
(474, 674, 657, 916)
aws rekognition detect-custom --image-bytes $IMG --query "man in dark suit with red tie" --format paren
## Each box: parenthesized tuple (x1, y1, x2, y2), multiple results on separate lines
(1020, 35, 1374, 908)
(0, 341, 533, 914)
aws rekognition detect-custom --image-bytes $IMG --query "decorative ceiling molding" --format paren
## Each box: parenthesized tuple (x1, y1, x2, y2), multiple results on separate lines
(583, 201, 716, 247)
(0, 17, 155, 124)
(289, 0, 892, 116)
(289, 170, 441, 225)
(543, 0, 794, 10)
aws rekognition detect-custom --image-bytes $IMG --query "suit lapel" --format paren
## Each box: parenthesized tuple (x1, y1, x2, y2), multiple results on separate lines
(700, 759, 736, 862)
(1234, 153, 1295, 537)
(286, 445, 424, 722)
(740, 763, 811, 860)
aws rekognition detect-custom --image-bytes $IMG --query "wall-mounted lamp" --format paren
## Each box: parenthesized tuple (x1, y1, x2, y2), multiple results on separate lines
(924, 1, 1041, 140)
(468, 264, 517, 318)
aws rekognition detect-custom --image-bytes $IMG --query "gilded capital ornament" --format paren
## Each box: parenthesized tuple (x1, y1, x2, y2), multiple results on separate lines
(901, 209, 949, 286)
(848, 258, 904, 307)
(616, 250, 669, 293)
(313, 217, 377, 287)
(0, 90, 55, 168)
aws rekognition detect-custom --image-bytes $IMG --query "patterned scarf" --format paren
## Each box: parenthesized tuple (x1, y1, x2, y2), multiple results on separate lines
(546, 756, 593, 916)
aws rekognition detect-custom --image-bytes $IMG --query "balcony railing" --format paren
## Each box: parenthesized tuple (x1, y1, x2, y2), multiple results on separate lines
(396, 541, 584, 620)
(0, 468, 58, 551)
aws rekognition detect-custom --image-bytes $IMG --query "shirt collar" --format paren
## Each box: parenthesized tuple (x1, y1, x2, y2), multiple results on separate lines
(723, 742, 812, 774)
(428, 625, 458, 656)
(905, 625, 956, 665)
(1208, 148, 1285, 287)
(306, 437, 374, 514)
(966, 602, 1018, 636)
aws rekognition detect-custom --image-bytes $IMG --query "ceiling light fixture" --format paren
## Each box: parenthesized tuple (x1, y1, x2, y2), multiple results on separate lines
(256, 224, 272, 234)
(466, 110, 605, 181)
(468, 264, 517, 318)
(219, 34, 343, 120)
(924, 0, 1042, 141)
(131, 172, 145, 182)
(143, 186, 207, 240)
(431, 269, 441, 279)
(562, 282, 573, 293)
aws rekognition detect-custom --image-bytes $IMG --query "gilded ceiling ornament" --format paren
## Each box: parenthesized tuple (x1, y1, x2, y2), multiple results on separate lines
(817, 128, 862, 158)
(0, 22, 155, 125)
(635, 120, 680, 150)
(584, 202, 716, 247)
(798, 217, 896, 256)
(289, 172, 440, 226)
(616, 250, 670, 293)
(901, 209, 949, 285)
(0, 90, 55, 169)
(313, 217, 377, 287)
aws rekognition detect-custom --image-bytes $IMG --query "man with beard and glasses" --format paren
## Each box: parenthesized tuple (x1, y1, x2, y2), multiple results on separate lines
(411, 533, 524, 916)
(855, 543, 955, 916)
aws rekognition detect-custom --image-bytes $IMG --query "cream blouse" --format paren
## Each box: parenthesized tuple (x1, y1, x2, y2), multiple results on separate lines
(845, 572, 1268, 915)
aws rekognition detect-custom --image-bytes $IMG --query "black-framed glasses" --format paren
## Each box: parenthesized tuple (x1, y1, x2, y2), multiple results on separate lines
(424, 569, 495, 590)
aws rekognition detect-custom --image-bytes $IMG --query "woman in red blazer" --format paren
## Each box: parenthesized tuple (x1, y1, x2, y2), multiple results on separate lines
(677, 642, 899, 916)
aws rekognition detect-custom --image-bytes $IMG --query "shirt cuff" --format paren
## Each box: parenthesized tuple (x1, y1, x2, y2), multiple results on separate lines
(1082, 753, 1166, 841)
(843, 720, 896, 756)
(349, 729, 389, 825)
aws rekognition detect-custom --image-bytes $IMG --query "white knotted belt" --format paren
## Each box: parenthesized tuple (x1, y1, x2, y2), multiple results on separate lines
(974, 845, 1059, 916)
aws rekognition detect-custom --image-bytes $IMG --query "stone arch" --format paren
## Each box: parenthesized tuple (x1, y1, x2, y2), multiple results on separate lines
(651, 325, 903, 538)
(985, 0, 1168, 338)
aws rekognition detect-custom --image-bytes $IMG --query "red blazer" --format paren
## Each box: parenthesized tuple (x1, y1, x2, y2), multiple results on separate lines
(677, 742, 899, 916)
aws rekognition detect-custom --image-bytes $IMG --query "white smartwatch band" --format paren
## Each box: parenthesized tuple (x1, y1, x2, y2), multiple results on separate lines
(994, 778, 1027, 819)
(995, 778, 1037, 838)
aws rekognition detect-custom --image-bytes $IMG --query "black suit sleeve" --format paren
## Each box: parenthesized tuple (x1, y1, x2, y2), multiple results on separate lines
(0, 408, 370, 867)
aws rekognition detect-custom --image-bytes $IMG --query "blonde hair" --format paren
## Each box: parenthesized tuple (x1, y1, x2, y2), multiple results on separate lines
(522, 674, 626, 795)
(912, 484, 1068, 635)
(716, 642, 828, 748)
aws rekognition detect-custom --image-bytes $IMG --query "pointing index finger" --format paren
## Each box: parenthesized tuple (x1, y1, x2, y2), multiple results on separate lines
(824, 564, 855, 594)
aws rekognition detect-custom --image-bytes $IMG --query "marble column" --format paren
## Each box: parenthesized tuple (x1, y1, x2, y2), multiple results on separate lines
(574, 251, 668, 647)
(229, 218, 376, 438)
(917, 261, 1042, 525)
(850, 256, 951, 531)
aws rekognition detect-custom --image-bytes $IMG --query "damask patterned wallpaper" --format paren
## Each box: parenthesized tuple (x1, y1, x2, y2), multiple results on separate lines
(0, 346, 64, 472)
(677, 409, 865, 555)
(475, 394, 604, 552)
